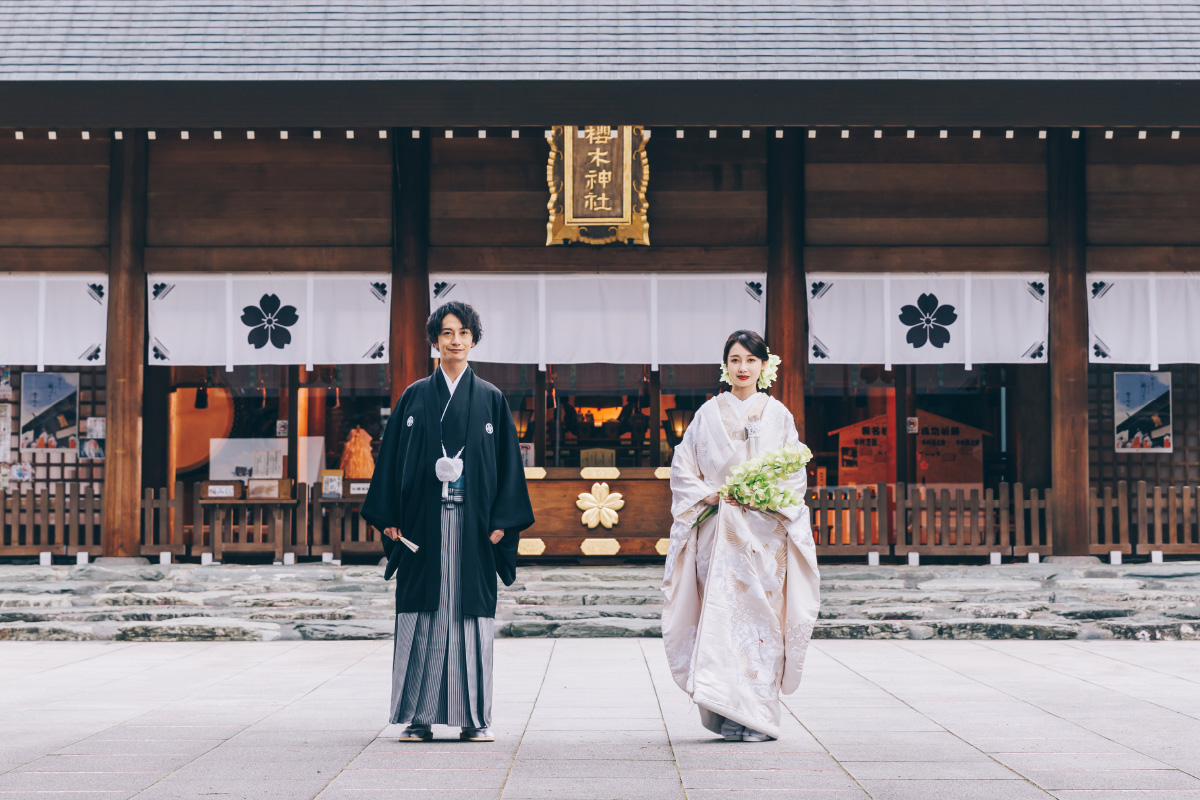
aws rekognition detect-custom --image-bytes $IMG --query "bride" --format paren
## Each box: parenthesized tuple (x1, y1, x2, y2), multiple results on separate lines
(661, 330, 821, 742)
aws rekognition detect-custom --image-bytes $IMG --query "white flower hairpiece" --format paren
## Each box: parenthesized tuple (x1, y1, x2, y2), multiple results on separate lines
(719, 349, 782, 390)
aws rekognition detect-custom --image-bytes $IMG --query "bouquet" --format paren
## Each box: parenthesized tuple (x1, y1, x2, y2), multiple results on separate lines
(693, 444, 813, 527)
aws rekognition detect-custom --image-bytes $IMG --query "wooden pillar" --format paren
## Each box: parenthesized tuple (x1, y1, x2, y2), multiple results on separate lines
(103, 133, 148, 557)
(390, 130, 432, 405)
(1048, 129, 1089, 555)
(766, 130, 807, 435)
(649, 369, 662, 467)
(534, 370, 547, 467)
(286, 366, 300, 485)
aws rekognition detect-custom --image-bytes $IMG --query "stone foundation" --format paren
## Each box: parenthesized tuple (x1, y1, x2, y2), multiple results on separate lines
(1, 561, 1198, 640)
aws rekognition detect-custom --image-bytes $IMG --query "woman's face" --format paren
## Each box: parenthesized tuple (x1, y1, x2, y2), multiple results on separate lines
(725, 342, 762, 389)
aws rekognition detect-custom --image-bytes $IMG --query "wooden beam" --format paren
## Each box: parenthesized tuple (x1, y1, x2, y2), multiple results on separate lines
(1047, 129, 1090, 556)
(1087, 246, 1200, 272)
(103, 132, 148, 558)
(0, 248, 109, 271)
(4, 80, 1200, 127)
(766, 130, 807, 432)
(391, 130, 432, 405)
(804, 246, 1051, 273)
(427, 246, 767, 273)
(145, 246, 391, 272)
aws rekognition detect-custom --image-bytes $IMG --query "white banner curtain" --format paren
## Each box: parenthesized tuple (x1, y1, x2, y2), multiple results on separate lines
(146, 273, 391, 369)
(807, 272, 1049, 368)
(429, 273, 767, 368)
(0, 273, 108, 370)
(1088, 273, 1200, 369)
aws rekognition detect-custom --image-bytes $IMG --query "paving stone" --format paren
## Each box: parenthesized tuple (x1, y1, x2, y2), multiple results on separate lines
(1059, 606, 1137, 619)
(229, 592, 353, 608)
(115, 617, 282, 641)
(1096, 620, 1200, 640)
(91, 591, 235, 607)
(814, 621, 913, 639)
(68, 564, 168, 582)
(294, 620, 393, 640)
(0, 622, 99, 640)
(932, 619, 1078, 639)
(0, 593, 75, 608)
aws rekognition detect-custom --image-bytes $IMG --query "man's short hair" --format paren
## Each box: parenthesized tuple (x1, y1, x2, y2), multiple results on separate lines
(427, 301, 484, 347)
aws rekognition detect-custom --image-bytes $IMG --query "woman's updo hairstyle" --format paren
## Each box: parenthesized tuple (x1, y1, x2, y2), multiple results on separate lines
(723, 330, 769, 363)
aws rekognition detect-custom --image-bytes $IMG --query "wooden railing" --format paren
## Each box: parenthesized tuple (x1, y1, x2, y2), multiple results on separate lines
(309, 486, 382, 560)
(1089, 481, 1132, 555)
(14, 479, 1200, 560)
(808, 483, 888, 556)
(1128, 481, 1200, 555)
(194, 496, 300, 561)
(894, 482, 1051, 558)
(0, 484, 104, 557)
(140, 482, 185, 557)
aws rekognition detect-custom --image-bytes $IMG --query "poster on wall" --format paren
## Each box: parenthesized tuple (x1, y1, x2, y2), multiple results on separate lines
(914, 412, 987, 487)
(829, 414, 893, 487)
(19, 372, 79, 453)
(1114, 372, 1172, 452)
(0, 367, 12, 401)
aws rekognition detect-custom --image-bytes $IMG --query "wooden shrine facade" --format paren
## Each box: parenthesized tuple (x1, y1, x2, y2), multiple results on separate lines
(1, 123, 1199, 560)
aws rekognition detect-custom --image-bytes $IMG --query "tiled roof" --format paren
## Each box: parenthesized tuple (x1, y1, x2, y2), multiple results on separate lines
(0, 1, 1197, 81)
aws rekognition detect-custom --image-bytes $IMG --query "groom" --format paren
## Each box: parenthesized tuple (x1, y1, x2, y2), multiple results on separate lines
(361, 300, 534, 742)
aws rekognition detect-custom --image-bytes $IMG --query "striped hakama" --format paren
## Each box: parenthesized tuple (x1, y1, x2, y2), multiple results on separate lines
(389, 485, 494, 728)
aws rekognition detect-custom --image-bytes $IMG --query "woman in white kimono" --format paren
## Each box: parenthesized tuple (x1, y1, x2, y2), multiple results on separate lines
(661, 330, 820, 742)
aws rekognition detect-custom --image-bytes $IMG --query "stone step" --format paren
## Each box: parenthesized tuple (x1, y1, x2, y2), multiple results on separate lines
(5, 561, 1200, 639)
(503, 589, 662, 607)
(499, 617, 663, 638)
(499, 604, 664, 621)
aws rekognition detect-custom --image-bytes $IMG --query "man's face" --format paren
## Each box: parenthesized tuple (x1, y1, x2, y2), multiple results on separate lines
(437, 313, 474, 366)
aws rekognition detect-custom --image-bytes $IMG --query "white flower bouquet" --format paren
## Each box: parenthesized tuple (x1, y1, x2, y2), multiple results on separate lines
(692, 443, 813, 527)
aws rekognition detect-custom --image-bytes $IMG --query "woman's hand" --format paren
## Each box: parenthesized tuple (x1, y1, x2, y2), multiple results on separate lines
(489, 529, 505, 544)
(383, 527, 401, 541)
(724, 495, 748, 512)
(702, 492, 720, 506)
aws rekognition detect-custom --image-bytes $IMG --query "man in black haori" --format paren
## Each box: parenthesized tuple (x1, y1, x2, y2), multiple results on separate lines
(361, 301, 534, 742)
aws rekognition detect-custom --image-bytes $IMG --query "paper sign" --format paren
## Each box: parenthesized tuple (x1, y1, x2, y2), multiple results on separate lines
(276, 420, 288, 437)
(87, 417, 106, 439)
(322, 474, 343, 499)
(348, 481, 371, 496)
(207, 484, 235, 498)
(252, 449, 283, 480)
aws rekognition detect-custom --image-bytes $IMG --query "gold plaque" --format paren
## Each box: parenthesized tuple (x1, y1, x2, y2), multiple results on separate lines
(518, 538, 547, 556)
(655, 538, 670, 556)
(581, 538, 621, 556)
(547, 125, 649, 246)
(523, 467, 547, 480)
(653, 467, 672, 480)
(576, 482, 625, 529)
(580, 467, 620, 480)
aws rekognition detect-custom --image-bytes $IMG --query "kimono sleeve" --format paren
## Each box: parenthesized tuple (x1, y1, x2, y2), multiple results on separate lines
(488, 392, 535, 586)
(670, 416, 714, 527)
(775, 411, 810, 524)
(360, 387, 412, 566)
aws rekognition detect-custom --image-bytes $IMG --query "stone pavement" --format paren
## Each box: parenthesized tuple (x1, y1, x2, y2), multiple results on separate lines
(5, 561, 1200, 641)
(2, 640, 1200, 799)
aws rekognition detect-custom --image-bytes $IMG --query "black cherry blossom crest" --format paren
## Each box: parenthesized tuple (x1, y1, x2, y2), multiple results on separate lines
(241, 293, 299, 350)
(899, 293, 957, 349)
